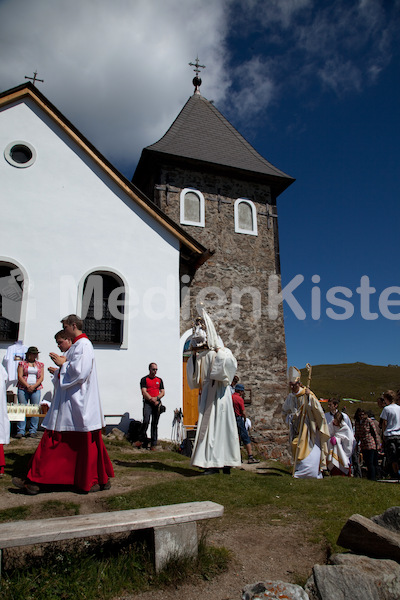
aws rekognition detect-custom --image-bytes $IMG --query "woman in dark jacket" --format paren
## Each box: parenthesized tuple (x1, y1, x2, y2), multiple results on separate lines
(354, 408, 381, 480)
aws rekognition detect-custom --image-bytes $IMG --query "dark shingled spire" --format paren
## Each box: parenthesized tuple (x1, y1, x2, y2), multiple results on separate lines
(133, 60, 294, 197)
(135, 93, 294, 196)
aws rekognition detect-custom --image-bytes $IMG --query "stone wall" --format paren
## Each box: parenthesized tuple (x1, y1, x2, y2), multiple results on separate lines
(155, 165, 290, 460)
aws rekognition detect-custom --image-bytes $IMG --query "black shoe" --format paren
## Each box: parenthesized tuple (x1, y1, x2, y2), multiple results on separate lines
(24, 482, 40, 495)
(201, 468, 219, 475)
(222, 467, 231, 475)
(89, 484, 101, 493)
(12, 476, 26, 489)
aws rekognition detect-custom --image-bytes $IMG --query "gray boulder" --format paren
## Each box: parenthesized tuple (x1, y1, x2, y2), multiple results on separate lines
(305, 554, 400, 600)
(242, 581, 309, 600)
(337, 513, 400, 561)
(371, 506, 400, 534)
(309, 564, 379, 600)
(106, 427, 125, 440)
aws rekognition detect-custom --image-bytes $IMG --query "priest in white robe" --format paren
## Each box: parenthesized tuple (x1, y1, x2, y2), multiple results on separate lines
(14, 315, 114, 494)
(187, 310, 241, 474)
(282, 367, 330, 479)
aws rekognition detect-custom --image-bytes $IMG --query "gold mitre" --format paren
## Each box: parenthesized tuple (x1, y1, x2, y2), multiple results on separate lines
(288, 366, 301, 384)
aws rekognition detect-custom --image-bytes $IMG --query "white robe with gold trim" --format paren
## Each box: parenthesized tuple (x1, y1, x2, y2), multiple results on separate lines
(282, 387, 329, 479)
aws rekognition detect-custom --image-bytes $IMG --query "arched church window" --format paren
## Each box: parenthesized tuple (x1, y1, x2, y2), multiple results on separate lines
(81, 271, 124, 344)
(180, 188, 205, 227)
(234, 198, 258, 236)
(0, 263, 24, 341)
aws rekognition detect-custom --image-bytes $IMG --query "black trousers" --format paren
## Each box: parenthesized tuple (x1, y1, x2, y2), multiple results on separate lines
(140, 400, 160, 447)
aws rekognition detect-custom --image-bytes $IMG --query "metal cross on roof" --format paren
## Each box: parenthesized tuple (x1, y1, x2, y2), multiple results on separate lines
(24, 71, 44, 86)
(189, 57, 205, 94)
(189, 56, 205, 77)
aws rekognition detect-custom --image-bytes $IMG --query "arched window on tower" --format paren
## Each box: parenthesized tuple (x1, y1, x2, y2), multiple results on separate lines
(180, 188, 205, 227)
(234, 198, 258, 236)
(0, 263, 24, 341)
(81, 271, 124, 345)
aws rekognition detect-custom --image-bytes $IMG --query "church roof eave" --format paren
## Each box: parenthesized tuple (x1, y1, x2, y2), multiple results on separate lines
(0, 82, 207, 258)
(134, 147, 295, 198)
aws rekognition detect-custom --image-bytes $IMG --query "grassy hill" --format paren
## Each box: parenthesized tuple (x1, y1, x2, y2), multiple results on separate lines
(300, 362, 400, 405)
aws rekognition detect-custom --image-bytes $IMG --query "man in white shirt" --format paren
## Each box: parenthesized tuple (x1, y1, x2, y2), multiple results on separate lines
(380, 390, 400, 478)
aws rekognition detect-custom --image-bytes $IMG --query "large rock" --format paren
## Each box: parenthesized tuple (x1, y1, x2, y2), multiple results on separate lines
(242, 581, 309, 600)
(337, 513, 400, 561)
(371, 506, 400, 534)
(305, 554, 400, 600)
(107, 427, 125, 440)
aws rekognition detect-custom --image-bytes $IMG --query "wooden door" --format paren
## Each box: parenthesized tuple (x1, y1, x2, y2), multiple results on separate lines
(182, 357, 199, 427)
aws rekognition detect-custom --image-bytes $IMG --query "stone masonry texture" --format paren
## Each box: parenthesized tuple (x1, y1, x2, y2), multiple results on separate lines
(155, 164, 291, 461)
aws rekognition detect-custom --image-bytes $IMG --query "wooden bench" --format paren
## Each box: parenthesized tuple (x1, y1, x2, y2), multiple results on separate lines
(0, 501, 223, 576)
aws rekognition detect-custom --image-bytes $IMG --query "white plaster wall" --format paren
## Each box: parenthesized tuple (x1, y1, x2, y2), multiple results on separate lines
(0, 99, 183, 439)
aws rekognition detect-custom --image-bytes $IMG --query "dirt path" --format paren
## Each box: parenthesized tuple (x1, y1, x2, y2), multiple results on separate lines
(115, 518, 326, 600)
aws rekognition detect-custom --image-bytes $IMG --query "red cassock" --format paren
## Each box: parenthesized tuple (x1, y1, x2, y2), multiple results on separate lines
(27, 334, 114, 491)
(27, 430, 114, 491)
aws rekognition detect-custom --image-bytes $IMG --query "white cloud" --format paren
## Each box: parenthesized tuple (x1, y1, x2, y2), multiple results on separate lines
(232, 0, 313, 29)
(225, 0, 398, 111)
(226, 56, 275, 121)
(318, 59, 363, 95)
(0, 0, 230, 176)
(0, 0, 398, 175)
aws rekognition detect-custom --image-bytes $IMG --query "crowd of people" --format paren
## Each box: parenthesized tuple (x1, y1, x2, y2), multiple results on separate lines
(1, 309, 399, 492)
(282, 368, 400, 481)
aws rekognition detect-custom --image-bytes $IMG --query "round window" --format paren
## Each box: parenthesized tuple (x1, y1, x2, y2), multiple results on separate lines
(4, 141, 36, 168)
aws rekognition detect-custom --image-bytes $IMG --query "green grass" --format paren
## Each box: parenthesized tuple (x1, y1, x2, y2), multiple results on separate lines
(0, 531, 230, 600)
(2, 440, 400, 598)
(105, 464, 398, 551)
(0, 505, 29, 523)
(300, 362, 400, 404)
(40, 500, 81, 516)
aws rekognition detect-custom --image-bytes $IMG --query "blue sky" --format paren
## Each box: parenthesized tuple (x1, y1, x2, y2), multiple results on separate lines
(0, 0, 399, 368)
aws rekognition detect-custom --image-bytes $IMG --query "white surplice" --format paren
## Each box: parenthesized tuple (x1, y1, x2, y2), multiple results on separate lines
(326, 421, 353, 474)
(0, 365, 10, 444)
(42, 336, 104, 432)
(188, 347, 241, 469)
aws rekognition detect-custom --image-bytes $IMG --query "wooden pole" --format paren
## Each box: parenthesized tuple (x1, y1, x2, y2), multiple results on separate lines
(292, 401, 306, 477)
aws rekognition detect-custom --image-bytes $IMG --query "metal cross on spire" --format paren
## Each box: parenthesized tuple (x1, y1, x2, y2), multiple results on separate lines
(24, 71, 44, 86)
(189, 56, 205, 94)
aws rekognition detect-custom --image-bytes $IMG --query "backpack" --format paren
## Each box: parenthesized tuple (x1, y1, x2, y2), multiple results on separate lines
(126, 419, 142, 443)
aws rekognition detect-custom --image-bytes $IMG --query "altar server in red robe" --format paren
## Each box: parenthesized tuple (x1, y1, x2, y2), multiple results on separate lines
(12, 315, 114, 494)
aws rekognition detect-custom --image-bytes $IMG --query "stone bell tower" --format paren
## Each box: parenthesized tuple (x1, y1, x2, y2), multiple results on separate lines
(133, 63, 295, 458)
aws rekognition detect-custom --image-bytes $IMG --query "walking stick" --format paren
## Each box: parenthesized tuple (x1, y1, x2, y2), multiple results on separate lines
(292, 364, 312, 477)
